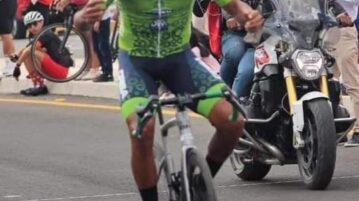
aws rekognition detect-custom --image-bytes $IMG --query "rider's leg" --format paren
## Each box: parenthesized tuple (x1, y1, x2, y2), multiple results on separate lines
(206, 100, 245, 176)
(220, 31, 247, 88)
(162, 49, 245, 177)
(23, 50, 45, 87)
(126, 115, 158, 201)
(118, 51, 160, 201)
(232, 48, 255, 98)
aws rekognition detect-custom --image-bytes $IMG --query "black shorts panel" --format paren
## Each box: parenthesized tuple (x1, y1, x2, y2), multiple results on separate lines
(0, 0, 17, 34)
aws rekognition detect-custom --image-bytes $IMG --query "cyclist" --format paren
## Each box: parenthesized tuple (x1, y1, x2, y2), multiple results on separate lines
(75, 0, 263, 200)
(13, 11, 73, 96)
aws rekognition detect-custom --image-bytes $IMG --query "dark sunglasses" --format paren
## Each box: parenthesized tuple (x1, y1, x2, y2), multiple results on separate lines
(26, 21, 39, 28)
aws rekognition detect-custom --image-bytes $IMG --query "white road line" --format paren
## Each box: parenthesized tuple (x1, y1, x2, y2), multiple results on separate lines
(3, 195, 22, 198)
(19, 193, 137, 201)
(16, 175, 359, 201)
(217, 175, 359, 188)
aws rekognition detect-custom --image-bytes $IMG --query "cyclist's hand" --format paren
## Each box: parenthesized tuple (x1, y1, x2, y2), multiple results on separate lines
(9, 54, 19, 63)
(82, 0, 106, 23)
(13, 65, 21, 81)
(56, 0, 70, 12)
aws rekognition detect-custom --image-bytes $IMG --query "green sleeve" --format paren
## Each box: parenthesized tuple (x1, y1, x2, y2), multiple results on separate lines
(214, 0, 232, 7)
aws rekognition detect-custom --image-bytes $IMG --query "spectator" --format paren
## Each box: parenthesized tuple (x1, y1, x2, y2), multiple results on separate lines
(92, 5, 115, 82)
(0, 0, 17, 77)
(194, 0, 259, 98)
(331, 0, 359, 147)
(12, 11, 73, 96)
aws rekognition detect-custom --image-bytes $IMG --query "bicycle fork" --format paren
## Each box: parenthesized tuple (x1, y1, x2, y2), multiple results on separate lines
(177, 110, 196, 201)
(159, 110, 196, 201)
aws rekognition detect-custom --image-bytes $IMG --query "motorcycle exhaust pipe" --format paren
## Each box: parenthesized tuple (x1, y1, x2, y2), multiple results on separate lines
(257, 138, 285, 163)
(237, 138, 285, 164)
(242, 158, 282, 165)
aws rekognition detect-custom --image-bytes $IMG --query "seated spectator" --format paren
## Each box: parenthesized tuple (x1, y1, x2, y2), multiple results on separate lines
(12, 11, 73, 96)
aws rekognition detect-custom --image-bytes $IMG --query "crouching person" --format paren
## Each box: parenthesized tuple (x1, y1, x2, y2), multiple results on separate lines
(12, 11, 73, 96)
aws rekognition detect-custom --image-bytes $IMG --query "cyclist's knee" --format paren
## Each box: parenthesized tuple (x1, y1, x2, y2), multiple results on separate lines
(209, 99, 245, 135)
(127, 116, 156, 152)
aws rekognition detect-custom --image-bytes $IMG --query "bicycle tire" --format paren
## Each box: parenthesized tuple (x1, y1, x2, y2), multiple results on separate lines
(181, 148, 217, 201)
(30, 23, 89, 83)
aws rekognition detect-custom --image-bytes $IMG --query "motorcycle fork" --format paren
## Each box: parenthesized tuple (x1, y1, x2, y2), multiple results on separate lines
(286, 75, 329, 114)
(285, 76, 297, 114)
(320, 75, 329, 97)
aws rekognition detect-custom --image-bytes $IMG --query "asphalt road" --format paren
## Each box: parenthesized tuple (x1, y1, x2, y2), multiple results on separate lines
(0, 95, 359, 201)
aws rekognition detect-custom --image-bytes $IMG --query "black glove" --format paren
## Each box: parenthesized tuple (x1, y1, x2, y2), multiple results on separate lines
(13, 65, 21, 81)
(9, 54, 19, 63)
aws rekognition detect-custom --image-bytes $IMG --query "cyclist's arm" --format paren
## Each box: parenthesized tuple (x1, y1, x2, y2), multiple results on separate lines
(217, 0, 263, 32)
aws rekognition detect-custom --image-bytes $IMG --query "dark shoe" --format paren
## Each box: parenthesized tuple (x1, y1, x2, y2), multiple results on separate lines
(22, 86, 49, 96)
(344, 132, 359, 147)
(20, 87, 34, 95)
(93, 73, 114, 82)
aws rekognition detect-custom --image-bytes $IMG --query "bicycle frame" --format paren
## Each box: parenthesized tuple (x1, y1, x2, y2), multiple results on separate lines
(156, 104, 196, 201)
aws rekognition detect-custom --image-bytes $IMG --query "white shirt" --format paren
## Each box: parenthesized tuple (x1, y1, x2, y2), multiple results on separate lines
(337, 0, 359, 21)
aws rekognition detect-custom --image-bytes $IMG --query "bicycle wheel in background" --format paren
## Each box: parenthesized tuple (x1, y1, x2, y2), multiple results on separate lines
(31, 23, 89, 83)
(181, 148, 217, 201)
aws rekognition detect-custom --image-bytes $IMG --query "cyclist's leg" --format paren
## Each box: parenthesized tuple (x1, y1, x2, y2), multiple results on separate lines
(163, 49, 245, 177)
(23, 50, 46, 87)
(39, 52, 69, 79)
(118, 51, 159, 201)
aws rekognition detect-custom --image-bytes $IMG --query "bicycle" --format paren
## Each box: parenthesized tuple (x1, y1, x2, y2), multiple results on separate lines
(133, 87, 245, 201)
(30, 2, 89, 83)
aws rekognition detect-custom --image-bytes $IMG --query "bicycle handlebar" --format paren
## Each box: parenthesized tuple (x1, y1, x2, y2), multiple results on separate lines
(132, 87, 248, 138)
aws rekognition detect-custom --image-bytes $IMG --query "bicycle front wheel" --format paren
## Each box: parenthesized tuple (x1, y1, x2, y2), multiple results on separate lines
(31, 23, 89, 82)
(181, 148, 217, 201)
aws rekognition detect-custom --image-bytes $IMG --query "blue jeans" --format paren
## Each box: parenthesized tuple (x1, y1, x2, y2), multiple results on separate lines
(220, 30, 255, 98)
(93, 18, 113, 75)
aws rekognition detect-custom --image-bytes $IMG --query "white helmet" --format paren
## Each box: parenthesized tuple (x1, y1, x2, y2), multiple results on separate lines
(24, 11, 44, 26)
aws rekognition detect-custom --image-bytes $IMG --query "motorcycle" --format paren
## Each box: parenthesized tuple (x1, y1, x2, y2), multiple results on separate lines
(230, 0, 356, 190)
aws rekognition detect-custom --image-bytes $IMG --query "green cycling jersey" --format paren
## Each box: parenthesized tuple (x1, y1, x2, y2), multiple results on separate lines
(108, 0, 231, 58)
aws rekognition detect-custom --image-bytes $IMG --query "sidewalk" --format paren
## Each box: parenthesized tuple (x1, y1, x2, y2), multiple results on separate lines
(0, 58, 120, 99)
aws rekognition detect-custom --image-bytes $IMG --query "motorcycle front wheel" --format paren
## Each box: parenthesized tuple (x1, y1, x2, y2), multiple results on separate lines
(297, 99, 336, 190)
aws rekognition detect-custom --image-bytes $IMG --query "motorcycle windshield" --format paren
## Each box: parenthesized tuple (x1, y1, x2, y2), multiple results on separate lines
(271, 0, 322, 49)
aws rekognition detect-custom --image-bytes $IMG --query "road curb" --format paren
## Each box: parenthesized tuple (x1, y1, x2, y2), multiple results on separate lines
(0, 77, 119, 99)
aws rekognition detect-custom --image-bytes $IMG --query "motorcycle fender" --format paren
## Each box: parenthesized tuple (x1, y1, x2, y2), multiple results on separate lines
(292, 91, 330, 133)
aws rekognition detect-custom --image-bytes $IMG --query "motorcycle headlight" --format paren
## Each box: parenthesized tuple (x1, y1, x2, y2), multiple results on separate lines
(292, 50, 324, 80)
